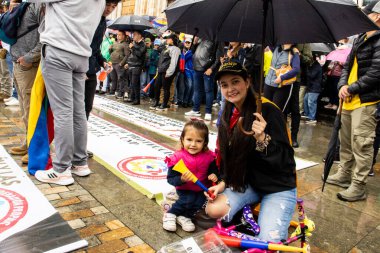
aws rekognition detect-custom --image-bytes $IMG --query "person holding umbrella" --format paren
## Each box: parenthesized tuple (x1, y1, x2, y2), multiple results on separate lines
(324, 1, 380, 202)
(125, 30, 147, 105)
(205, 62, 296, 242)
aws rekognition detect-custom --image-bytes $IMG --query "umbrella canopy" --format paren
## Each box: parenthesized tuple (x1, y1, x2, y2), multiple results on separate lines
(326, 47, 352, 63)
(108, 15, 153, 31)
(145, 28, 161, 36)
(165, 0, 378, 46)
(310, 43, 335, 53)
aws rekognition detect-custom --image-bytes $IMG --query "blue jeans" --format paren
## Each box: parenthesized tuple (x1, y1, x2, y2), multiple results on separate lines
(221, 186, 297, 242)
(168, 190, 206, 218)
(177, 71, 194, 104)
(193, 70, 214, 114)
(6, 52, 17, 99)
(304, 92, 319, 120)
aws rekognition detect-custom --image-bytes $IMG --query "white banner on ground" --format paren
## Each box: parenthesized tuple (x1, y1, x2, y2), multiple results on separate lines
(0, 145, 87, 252)
(87, 115, 174, 201)
(93, 96, 318, 170)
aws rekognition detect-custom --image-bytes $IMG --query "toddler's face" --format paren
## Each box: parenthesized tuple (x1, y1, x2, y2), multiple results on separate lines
(182, 127, 205, 155)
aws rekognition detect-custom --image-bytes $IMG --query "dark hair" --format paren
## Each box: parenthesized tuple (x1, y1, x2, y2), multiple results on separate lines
(218, 78, 257, 192)
(180, 120, 209, 151)
(106, 0, 121, 4)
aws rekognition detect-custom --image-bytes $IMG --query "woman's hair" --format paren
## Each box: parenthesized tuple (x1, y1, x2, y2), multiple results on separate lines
(278, 44, 297, 55)
(180, 120, 209, 151)
(218, 77, 257, 192)
(229, 42, 242, 58)
(106, 0, 121, 4)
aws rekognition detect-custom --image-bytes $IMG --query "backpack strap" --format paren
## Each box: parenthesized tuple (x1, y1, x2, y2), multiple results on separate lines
(16, 24, 39, 39)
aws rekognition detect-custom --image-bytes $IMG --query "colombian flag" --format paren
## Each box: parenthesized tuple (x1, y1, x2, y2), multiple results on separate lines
(27, 66, 54, 175)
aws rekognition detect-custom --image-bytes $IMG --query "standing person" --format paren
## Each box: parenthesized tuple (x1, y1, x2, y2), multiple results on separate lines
(85, 1, 119, 120)
(185, 39, 223, 121)
(146, 39, 160, 98)
(288, 44, 312, 148)
(205, 62, 297, 242)
(264, 44, 300, 112)
(125, 30, 146, 105)
(324, 1, 380, 201)
(108, 30, 129, 98)
(243, 43, 262, 93)
(0, 45, 12, 101)
(324, 60, 343, 111)
(33, 0, 105, 185)
(9, 1, 44, 165)
(150, 33, 180, 111)
(163, 120, 219, 232)
(140, 37, 152, 96)
(303, 54, 323, 125)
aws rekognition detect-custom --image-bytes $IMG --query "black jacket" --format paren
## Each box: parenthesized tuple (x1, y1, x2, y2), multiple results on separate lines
(306, 61, 322, 93)
(127, 40, 147, 68)
(192, 40, 223, 72)
(338, 31, 380, 103)
(87, 16, 107, 75)
(243, 44, 262, 92)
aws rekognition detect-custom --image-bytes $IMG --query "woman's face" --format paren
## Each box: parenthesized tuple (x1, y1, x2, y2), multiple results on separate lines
(282, 44, 292, 50)
(219, 74, 249, 107)
(230, 42, 240, 48)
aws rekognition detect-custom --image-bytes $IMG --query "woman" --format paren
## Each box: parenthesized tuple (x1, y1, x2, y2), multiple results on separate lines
(205, 62, 297, 242)
(264, 44, 300, 112)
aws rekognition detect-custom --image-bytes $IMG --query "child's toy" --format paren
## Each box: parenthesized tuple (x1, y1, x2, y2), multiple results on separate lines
(211, 199, 314, 253)
(172, 159, 216, 199)
(142, 73, 158, 93)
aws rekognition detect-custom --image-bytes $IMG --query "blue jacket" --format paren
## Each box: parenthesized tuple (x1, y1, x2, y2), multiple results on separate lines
(183, 48, 193, 76)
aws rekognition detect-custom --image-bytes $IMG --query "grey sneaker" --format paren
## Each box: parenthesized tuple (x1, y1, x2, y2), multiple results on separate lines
(322, 169, 351, 188)
(337, 183, 367, 202)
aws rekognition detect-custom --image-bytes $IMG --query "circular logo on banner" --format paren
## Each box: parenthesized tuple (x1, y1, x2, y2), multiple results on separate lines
(117, 156, 168, 180)
(0, 188, 28, 233)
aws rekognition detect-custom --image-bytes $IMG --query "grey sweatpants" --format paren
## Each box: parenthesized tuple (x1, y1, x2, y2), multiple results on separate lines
(41, 45, 88, 173)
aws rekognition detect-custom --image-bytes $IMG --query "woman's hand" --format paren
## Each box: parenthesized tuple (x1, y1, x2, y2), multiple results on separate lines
(252, 113, 267, 142)
(204, 181, 225, 201)
(181, 171, 193, 182)
(274, 76, 282, 84)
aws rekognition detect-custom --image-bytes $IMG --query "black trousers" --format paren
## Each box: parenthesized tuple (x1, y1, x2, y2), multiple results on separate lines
(84, 74, 97, 120)
(286, 82, 301, 138)
(264, 84, 293, 113)
(128, 67, 142, 102)
(154, 72, 176, 107)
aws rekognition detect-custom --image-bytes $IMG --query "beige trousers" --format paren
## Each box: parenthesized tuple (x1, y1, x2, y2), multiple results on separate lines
(339, 104, 377, 184)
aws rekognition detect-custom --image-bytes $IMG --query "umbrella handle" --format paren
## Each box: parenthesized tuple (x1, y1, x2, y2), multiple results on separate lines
(237, 117, 255, 136)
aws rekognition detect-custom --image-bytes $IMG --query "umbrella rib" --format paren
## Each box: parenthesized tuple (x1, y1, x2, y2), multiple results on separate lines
(215, 0, 242, 41)
(304, 0, 337, 42)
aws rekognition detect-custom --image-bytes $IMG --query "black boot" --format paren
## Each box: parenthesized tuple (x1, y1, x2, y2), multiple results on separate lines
(291, 134, 299, 148)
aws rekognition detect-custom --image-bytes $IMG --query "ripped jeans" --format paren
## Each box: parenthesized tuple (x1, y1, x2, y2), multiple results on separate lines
(222, 186, 297, 242)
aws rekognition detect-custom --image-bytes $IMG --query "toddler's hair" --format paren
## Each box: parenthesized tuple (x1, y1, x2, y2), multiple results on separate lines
(180, 119, 209, 151)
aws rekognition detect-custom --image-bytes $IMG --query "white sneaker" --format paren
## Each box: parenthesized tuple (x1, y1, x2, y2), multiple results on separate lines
(177, 216, 195, 232)
(185, 110, 201, 117)
(71, 164, 92, 177)
(163, 213, 177, 232)
(4, 97, 12, 102)
(5, 97, 19, 106)
(35, 169, 74, 186)
(204, 113, 212, 121)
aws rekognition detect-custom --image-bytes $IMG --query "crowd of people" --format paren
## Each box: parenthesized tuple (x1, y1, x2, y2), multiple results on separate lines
(0, 0, 379, 245)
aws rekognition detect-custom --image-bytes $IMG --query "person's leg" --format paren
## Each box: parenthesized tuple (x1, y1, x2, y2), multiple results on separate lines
(289, 82, 301, 140)
(176, 72, 185, 105)
(263, 84, 276, 102)
(330, 76, 339, 106)
(205, 185, 260, 222)
(84, 74, 98, 120)
(191, 71, 202, 112)
(299, 85, 306, 113)
(109, 64, 119, 95)
(154, 73, 163, 105)
(183, 73, 194, 105)
(308, 92, 319, 120)
(131, 67, 142, 104)
(72, 68, 89, 167)
(116, 67, 126, 97)
(272, 85, 293, 112)
(162, 74, 176, 107)
(0, 58, 12, 97)
(370, 119, 380, 176)
(185, 191, 206, 218)
(303, 93, 310, 119)
(258, 188, 297, 242)
(148, 74, 156, 98)
(203, 73, 214, 114)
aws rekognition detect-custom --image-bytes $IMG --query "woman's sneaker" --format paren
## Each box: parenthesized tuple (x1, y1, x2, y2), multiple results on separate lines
(35, 169, 74, 186)
(71, 164, 92, 177)
(177, 216, 195, 232)
(185, 110, 201, 117)
(163, 213, 177, 231)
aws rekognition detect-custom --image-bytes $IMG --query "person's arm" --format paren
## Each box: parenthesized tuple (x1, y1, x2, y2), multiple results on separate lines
(28, 0, 63, 3)
(120, 44, 130, 66)
(166, 47, 180, 77)
(131, 42, 146, 58)
(280, 53, 300, 81)
(209, 42, 224, 72)
(207, 160, 219, 177)
(167, 165, 185, 187)
(23, 42, 41, 64)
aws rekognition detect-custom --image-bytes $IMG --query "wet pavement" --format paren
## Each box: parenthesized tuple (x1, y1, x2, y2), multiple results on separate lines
(0, 96, 379, 253)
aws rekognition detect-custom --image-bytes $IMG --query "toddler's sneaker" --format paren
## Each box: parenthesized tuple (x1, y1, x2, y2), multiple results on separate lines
(185, 110, 201, 117)
(204, 113, 212, 121)
(177, 216, 195, 232)
(71, 164, 92, 177)
(163, 213, 177, 232)
(35, 168, 74, 186)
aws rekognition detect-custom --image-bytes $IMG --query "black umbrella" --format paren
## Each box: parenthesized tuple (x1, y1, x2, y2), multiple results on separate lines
(322, 101, 343, 192)
(145, 28, 161, 36)
(108, 15, 153, 31)
(166, 0, 377, 113)
(310, 43, 335, 53)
